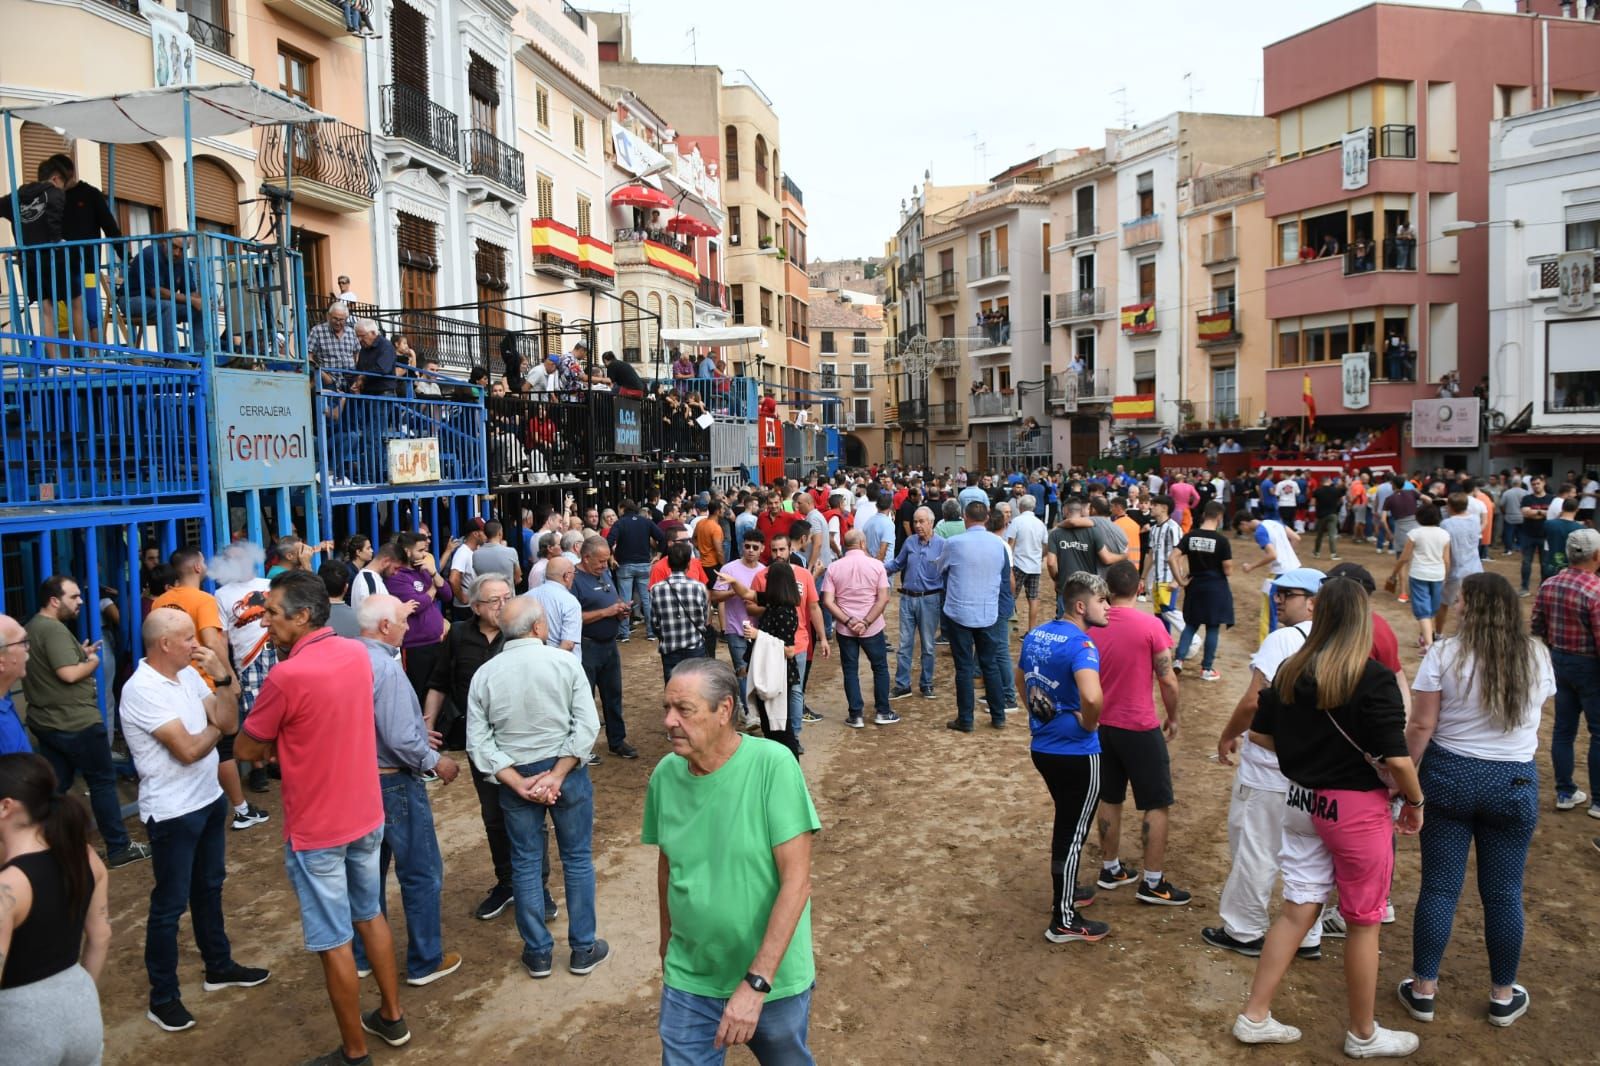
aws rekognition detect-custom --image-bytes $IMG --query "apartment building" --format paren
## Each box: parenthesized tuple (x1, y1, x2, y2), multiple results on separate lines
(1261, 0, 1600, 461)
(781, 172, 812, 394)
(811, 289, 886, 467)
(1486, 96, 1600, 473)
(1110, 112, 1275, 440)
(1179, 155, 1273, 443)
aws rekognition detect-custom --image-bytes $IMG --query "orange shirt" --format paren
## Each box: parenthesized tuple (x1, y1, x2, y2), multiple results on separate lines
(1114, 515, 1142, 567)
(1348, 480, 1368, 507)
(1473, 490, 1494, 544)
(694, 518, 725, 569)
(150, 584, 224, 688)
(649, 556, 708, 588)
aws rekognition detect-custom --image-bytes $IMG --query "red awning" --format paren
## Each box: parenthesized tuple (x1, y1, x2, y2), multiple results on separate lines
(665, 214, 719, 238)
(610, 184, 675, 210)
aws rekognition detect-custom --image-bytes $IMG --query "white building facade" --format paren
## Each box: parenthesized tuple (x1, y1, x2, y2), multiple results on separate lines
(1112, 116, 1186, 433)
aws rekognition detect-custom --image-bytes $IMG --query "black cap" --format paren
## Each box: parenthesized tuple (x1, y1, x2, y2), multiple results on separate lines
(1325, 562, 1376, 593)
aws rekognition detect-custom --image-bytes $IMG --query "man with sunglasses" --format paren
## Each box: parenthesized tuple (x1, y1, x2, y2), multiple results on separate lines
(0, 614, 31, 754)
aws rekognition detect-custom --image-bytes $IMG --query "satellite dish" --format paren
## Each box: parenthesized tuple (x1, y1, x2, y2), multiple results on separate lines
(1461, 0, 1481, 8)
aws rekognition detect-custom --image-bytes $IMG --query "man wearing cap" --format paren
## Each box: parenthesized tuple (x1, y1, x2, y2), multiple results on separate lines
(540, 343, 593, 393)
(1239, 517, 1302, 642)
(1531, 528, 1600, 815)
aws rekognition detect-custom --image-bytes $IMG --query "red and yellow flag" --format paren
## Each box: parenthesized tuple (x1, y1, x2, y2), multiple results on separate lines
(1113, 394, 1156, 422)
(1302, 373, 1317, 427)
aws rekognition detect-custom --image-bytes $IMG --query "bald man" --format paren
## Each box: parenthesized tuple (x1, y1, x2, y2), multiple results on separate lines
(528, 558, 582, 660)
(121, 608, 270, 1030)
(0, 613, 30, 754)
(825, 529, 894, 728)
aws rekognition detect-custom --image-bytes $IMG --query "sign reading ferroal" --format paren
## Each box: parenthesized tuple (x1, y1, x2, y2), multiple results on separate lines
(214, 370, 314, 490)
(615, 397, 642, 456)
(389, 438, 442, 484)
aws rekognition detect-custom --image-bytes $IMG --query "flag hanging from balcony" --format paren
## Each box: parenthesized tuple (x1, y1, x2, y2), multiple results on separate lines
(641, 240, 697, 283)
(1302, 373, 1317, 427)
(1197, 309, 1235, 342)
(530, 219, 580, 265)
(1120, 302, 1156, 334)
(1113, 394, 1155, 423)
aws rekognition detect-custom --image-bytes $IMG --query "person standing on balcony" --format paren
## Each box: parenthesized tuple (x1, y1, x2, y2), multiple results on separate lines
(352, 320, 399, 396)
(308, 302, 359, 388)
(46, 153, 119, 346)
(1396, 222, 1417, 270)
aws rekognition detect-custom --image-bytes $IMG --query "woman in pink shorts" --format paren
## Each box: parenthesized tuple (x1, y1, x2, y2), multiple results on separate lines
(1230, 578, 1427, 1059)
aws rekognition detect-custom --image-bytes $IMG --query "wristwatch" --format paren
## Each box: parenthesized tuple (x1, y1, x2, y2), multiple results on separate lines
(743, 972, 771, 994)
(212, 675, 234, 688)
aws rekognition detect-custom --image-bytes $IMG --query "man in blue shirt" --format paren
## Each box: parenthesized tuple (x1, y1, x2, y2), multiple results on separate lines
(0, 613, 31, 754)
(862, 494, 897, 562)
(1018, 570, 1110, 943)
(885, 507, 945, 700)
(122, 236, 203, 355)
(605, 499, 667, 641)
(958, 477, 992, 512)
(1258, 470, 1280, 522)
(938, 500, 1009, 732)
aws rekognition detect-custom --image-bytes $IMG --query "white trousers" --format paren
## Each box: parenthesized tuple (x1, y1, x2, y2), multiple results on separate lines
(1218, 781, 1322, 946)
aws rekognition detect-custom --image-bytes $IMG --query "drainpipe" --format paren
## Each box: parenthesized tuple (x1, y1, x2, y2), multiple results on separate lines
(1542, 18, 1551, 109)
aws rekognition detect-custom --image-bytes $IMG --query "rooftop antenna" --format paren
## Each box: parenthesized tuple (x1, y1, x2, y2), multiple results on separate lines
(1184, 72, 1198, 110)
(1111, 86, 1131, 128)
(686, 26, 697, 63)
(969, 132, 988, 180)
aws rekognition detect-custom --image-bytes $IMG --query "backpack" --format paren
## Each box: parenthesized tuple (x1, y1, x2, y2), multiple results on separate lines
(9, 180, 64, 246)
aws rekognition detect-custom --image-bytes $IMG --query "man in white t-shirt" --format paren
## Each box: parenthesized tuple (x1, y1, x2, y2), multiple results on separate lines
(348, 544, 402, 613)
(1275, 475, 1302, 531)
(1005, 494, 1049, 631)
(448, 520, 486, 615)
(121, 608, 270, 1029)
(1202, 567, 1325, 960)
(1241, 518, 1303, 641)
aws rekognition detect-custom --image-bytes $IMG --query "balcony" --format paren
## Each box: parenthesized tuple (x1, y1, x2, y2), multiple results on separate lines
(895, 397, 928, 426)
(1122, 214, 1162, 248)
(926, 269, 959, 303)
(928, 400, 961, 428)
(381, 83, 459, 162)
(1048, 367, 1113, 407)
(1202, 227, 1237, 265)
(1367, 124, 1416, 161)
(1069, 214, 1096, 240)
(1196, 307, 1241, 346)
(783, 173, 804, 205)
(463, 128, 525, 195)
(968, 321, 1011, 353)
(970, 391, 1018, 419)
(530, 218, 581, 279)
(262, 0, 369, 36)
(322, 376, 486, 498)
(260, 121, 378, 212)
(1181, 398, 1255, 431)
(186, 12, 232, 54)
(967, 251, 1009, 285)
(1121, 301, 1157, 335)
(1343, 238, 1417, 276)
(613, 229, 697, 287)
(696, 276, 728, 310)
(561, 0, 585, 29)
(1054, 286, 1105, 321)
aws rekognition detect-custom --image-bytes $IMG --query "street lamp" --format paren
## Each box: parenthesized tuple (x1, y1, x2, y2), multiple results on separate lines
(1441, 219, 1523, 235)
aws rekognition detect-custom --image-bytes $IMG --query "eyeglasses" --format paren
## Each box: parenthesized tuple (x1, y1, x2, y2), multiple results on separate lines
(1273, 589, 1311, 601)
(479, 595, 512, 606)
(0, 637, 30, 652)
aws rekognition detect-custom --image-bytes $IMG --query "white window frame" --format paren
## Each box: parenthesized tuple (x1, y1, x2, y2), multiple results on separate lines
(820, 361, 838, 389)
(851, 361, 870, 391)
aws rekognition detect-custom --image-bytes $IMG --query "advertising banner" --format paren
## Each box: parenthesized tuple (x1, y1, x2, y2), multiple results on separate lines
(1411, 398, 1480, 449)
(615, 397, 642, 455)
(214, 370, 314, 490)
(1341, 352, 1371, 410)
(388, 437, 441, 484)
(1342, 128, 1370, 191)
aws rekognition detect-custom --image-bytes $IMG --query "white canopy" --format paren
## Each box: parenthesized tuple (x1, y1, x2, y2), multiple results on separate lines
(660, 326, 764, 348)
(9, 82, 330, 144)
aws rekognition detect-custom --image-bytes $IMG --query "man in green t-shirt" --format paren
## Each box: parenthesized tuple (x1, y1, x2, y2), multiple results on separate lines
(24, 575, 149, 867)
(644, 658, 821, 1061)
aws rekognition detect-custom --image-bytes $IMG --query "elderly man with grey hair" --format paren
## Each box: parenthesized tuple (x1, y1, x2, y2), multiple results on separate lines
(646, 658, 821, 1062)
(308, 299, 359, 387)
(558, 530, 586, 565)
(349, 594, 462, 989)
(352, 318, 400, 396)
(1006, 492, 1049, 632)
(467, 596, 608, 980)
(886, 505, 945, 700)
(572, 535, 635, 759)
(528, 531, 562, 590)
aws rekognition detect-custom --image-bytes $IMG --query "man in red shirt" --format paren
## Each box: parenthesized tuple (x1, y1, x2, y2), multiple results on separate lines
(649, 527, 709, 588)
(754, 492, 790, 564)
(236, 570, 411, 1064)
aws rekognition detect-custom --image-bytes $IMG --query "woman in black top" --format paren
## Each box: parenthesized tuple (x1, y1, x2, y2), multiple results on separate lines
(743, 559, 802, 759)
(1171, 501, 1234, 679)
(1231, 579, 1426, 1059)
(0, 753, 111, 1064)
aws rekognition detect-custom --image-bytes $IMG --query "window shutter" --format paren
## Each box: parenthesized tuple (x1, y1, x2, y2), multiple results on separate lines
(536, 86, 550, 128)
(100, 142, 167, 212)
(390, 3, 428, 92)
(191, 156, 238, 230)
(576, 194, 591, 237)
(20, 122, 70, 182)
(396, 212, 438, 271)
(475, 239, 507, 290)
(467, 52, 499, 107)
(536, 175, 553, 219)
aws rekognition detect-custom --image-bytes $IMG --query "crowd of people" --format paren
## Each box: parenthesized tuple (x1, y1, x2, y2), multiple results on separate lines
(1, 454, 1597, 1063)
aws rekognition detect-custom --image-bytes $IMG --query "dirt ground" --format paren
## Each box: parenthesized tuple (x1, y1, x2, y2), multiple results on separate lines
(88, 536, 1593, 1065)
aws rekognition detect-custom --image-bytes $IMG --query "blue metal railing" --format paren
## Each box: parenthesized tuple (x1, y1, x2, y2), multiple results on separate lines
(318, 371, 487, 496)
(648, 375, 761, 420)
(0, 336, 206, 507)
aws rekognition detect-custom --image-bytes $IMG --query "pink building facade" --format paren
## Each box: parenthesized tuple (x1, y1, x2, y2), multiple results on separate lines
(1261, 1, 1600, 457)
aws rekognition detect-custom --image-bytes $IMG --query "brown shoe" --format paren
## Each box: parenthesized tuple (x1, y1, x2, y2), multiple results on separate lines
(405, 951, 462, 987)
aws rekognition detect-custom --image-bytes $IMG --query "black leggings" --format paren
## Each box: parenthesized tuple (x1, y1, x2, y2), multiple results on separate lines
(753, 692, 801, 761)
(1031, 750, 1100, 927)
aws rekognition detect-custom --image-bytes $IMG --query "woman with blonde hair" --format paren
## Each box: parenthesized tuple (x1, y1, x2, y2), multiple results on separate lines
(1232, 577, 1425, 1059)
(1400, 572, 1552, 1029)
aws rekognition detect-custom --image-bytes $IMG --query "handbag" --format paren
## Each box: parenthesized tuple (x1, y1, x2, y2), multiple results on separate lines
(1324, 709, 1401, 792)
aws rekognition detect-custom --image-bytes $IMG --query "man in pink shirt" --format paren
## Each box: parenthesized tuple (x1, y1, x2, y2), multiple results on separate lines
(1081, 561, 1190, 908)
(235, 570, 411, 1065)
(1169, 474, 1201, 534)
(824, 530, 894, 728)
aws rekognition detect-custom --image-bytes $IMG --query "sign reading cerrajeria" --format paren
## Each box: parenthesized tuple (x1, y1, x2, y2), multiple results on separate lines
(214, 369, 315, 490)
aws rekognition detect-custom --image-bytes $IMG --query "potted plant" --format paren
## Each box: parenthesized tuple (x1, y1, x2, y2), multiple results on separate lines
(759, 236, 774, 249)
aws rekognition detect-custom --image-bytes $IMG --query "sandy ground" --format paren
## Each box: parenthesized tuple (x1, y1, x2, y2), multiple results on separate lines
(86, 536, 1594, 1065)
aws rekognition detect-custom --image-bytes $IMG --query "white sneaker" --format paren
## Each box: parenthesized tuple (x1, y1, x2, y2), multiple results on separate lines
(1383, 901, 1396, 924)
(1344, 1022, 1419, 1058)
(1556, 789, 1589, 811)
(1322, 911, 1348, 939)
(1233, 1013, 1302, 1045)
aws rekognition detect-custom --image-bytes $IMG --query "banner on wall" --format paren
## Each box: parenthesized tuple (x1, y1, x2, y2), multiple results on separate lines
(214, 370, 314, 490)
(1341, 352, 1371, 410)
(1411, 398, 1481, 449)
(1556, 250, 1595, 314)
(141, 1, 196, 88)
(388, 438, 441, 484)
(1341, 128, 1370, 191)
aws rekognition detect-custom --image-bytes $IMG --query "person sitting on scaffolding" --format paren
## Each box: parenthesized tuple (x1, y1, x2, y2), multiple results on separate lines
(121, 235, 204, 357)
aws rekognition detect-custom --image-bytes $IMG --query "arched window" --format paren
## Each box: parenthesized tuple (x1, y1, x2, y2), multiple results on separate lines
(753, 134, 768, 190)
(192, 155, 241, 233)
(645, 291, 662, 361)
(621, 290, 641, 360)
(723, 126, 739, 181)
(666, 296, 679, 331)
(771, 148, 780, 198)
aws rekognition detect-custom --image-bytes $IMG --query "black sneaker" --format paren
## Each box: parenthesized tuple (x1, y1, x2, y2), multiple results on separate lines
(1201, 926, 1264, 957)
(475, 884, 514, 921)
(585, 752, 602, 767)
(202, 961, 271, 991)
(147, 998, 196, 1032)
(1045, 916, 1110, 943)
(610, 742, 639, 760)
(108, 841, 153, 868)
(845, 714, 865, 729)
(247, 767, 271, 794)
(569, 938, 612, 975)
(889, 687, 914, 701)
(523, 951, 553, 978)
(1296, 943, 1322, 961)
(802, 707, 824, 723)
(360, 1008, 410, 1047)
(920, 689, 937, 699)
(231, 804, 270, 831)
(1096, 863, 1139, 890)
(1488, 985, 1529, 1028)
(1135, 878, 1192, 906)
(545, 897, 560, 920)
(1397, 978, 1435, 1022)
(300, 1049, 371, 1066)
(945, 719, 974, 733)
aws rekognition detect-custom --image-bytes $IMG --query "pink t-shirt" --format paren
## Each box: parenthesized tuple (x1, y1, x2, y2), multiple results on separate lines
(824, 550, 890, 637)
(244, 628, 384, 851)
(1093, 605, 1173, 731)
(1169, 481, 1200, 521)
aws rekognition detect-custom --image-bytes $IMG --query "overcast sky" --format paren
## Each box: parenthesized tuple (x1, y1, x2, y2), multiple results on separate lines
(594, 0, 1521, 259)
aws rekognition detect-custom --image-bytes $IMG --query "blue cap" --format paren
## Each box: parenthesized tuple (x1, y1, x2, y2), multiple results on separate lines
(1273, 567, 1326, 595)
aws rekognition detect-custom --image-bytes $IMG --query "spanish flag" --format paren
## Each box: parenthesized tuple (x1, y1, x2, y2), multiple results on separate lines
(1113, 394, 1156, 422)
(1303, 373, 1316, 427)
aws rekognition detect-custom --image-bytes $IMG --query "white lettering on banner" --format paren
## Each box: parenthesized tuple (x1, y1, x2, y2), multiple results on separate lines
(1411, 398, 1481, 449)
(388, 438, 441, 485)
(213, 370, 315, 490)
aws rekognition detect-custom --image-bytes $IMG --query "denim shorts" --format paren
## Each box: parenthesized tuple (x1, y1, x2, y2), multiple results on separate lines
(284, 827, 384, 952)
(1408, 577, 1442, 619)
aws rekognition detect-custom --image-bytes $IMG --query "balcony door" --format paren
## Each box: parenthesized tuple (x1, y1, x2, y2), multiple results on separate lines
(468, 52, 499, 142)
(278, 46, 316, 173)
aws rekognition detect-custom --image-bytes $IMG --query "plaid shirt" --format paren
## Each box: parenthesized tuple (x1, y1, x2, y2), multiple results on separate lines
(237, 640, 278, 717)
(1532, 566, 1600, 657)
(308, 321, 360, 372)
(649, 573, 709, 655)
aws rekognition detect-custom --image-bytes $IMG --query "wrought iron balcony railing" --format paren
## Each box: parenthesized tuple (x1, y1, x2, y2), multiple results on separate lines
(381, 83, 459, 161)
(463, 128, 525, 194)
(260, 121, 378, 199)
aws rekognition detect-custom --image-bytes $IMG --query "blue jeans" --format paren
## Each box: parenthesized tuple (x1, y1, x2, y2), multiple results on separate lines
(352, 774, 443, 980)
(988, 610, 1016, 709)
(788, 652, 808, 739)
(616, 562, 654, 638)
(1176, 622, 1222, 671)
(124, 294, 187, 354)
(946, 618, 1004, 727)
(894, 594, 939, 693)
(816, 571, 834, 640)
(144, 795, 232, 1005)
(1503, 523, 1521, 554)
(581, 637, 627, 748)
(662, 646, 698, 683)
(1551, 650, 1600, 801)
(499, 759, 596, 962)
(836, 632, 890, 719)
(1412, 744, 1538, 987)
(659, 982, 815, 1066)
(724, 630, 751, 709)
(33, 721, 130, 854)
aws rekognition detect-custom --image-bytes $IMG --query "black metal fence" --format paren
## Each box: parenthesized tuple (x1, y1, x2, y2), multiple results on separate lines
(260, 121, 379, 199)
(382, 83, 459, 161)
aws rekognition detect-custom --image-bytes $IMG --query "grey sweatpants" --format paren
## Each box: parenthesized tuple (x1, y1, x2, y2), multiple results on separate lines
(0, 964, 103, 1065)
